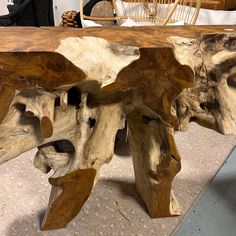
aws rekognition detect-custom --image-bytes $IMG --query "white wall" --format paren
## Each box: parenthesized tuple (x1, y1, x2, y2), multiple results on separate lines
(0, 0, 13, 15)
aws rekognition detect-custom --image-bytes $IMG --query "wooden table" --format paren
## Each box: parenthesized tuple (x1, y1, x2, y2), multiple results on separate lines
(200, 0, 236, 10)
(0, 26, 235, 230)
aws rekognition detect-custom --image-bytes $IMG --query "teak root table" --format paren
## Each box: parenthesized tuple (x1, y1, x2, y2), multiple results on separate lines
(0, 26, 235, 230)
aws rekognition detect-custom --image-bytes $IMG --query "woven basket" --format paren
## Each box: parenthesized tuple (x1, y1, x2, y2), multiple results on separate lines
(61, 10, 79, 27)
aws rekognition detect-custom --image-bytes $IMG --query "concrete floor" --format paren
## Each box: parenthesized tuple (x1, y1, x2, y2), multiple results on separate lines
(0, 123, 235, 236)
(174, 147, 236, 236)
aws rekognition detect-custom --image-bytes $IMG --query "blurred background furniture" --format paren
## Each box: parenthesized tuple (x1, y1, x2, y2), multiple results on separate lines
(0, 0, 54, 26)
(200, 0, 236, 10)
(80, 0, 202, 27)
(1, 0, 235, 26)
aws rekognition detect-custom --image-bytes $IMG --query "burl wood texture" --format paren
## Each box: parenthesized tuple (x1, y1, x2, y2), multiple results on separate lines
(0, 26, 235, 230)
(104, 48, 194, 127)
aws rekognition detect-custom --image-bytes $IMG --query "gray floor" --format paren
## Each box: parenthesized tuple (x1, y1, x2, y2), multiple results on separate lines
(174, 147, 236, 236)
(0, 123, 235, 236)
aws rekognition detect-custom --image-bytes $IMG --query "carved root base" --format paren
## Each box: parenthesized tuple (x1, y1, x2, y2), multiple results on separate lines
(1, 30, 234, 230)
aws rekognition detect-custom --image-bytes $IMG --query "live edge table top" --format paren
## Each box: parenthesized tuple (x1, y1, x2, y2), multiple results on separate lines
(0, 25, 235, 52)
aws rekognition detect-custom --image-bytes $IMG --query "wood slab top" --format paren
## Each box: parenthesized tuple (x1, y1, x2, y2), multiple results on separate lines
(0, 26, 235, 52)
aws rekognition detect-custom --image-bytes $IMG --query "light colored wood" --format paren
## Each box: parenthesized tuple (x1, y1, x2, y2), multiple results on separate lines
(127, 108, 181, 217)
(14, 90, 57, 138)
(60, 91, 68, 111)
(0, 36, 141, 230)
(0, 27, 235, 230)
(170, 33, 236, 134)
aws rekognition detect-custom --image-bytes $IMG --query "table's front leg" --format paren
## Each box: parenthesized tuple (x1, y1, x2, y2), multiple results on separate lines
(39, 99, 126, 230)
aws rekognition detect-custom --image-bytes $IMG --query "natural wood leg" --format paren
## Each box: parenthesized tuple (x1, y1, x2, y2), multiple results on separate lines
(40, 101, 126, 230)
(0, 83, 128, 230)
(41, 168, 96, 230)
(0, 87, 14, 123)
(127, 108, 181, 217)
(0, 28, 235, 231)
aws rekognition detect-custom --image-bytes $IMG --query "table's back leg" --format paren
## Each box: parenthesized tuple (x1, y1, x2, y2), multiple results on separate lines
(127, 108, 181, 217)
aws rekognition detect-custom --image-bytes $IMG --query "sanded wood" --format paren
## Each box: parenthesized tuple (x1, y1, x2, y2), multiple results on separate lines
(41, 168, 96, 230)
(0, 26, 235, 230)
(171, 33, 236, 134)
(127, 108, 181, 217)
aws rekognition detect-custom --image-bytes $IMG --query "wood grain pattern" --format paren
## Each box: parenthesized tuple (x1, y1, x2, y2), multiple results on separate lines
(0, 52, 86, 89)
(41, 168, 96, 230)
(0, 87, 14, 123)
(103, 47, 194, 127)
(0, 26, 235, 52)
(0, 26, 235, 231)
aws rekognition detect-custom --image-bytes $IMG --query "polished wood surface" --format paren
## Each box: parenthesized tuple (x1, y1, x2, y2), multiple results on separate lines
(0, 26, 235, 52)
